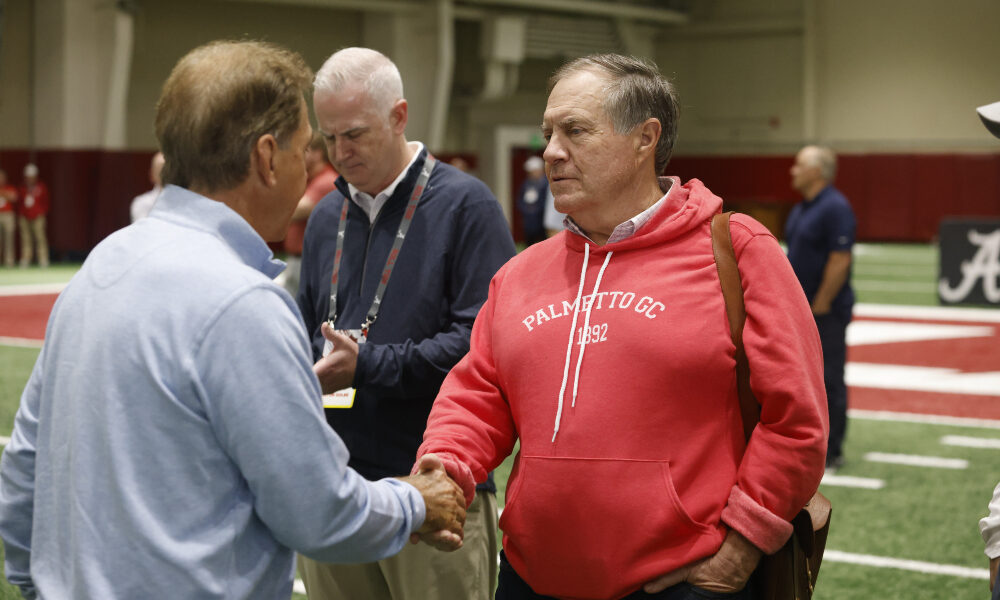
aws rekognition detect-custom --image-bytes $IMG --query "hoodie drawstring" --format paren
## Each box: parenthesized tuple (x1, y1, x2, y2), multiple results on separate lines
(552, 245, 613, 442)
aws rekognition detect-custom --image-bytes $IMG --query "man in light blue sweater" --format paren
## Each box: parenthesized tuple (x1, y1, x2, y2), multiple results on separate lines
(0, 40, 465, 600)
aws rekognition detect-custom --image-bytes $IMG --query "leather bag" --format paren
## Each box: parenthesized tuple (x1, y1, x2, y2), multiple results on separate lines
(710, 211, 832, 600)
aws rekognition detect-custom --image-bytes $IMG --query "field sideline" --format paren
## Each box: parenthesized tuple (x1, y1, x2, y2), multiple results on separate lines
(1, 242, 999, 599)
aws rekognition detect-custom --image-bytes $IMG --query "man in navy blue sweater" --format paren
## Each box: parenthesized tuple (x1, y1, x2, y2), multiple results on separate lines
(297, 47, 516, 600)
(786, 145, 856, 472)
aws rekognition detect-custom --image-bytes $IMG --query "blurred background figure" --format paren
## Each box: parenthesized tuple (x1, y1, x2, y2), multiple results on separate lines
(785, 145, 856, 472)
(448, 156, 471, 173)
(276, 133, 337, 297)
(130, 152, 165, 222)
(18, 164, 50, 268)
(516, 155, 547, 246)
(0, 169, 17, 267)
(542, 187, 564, 237)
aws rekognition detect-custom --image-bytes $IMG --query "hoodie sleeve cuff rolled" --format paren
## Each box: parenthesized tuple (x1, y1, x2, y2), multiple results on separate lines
(721, 486, 794, 554)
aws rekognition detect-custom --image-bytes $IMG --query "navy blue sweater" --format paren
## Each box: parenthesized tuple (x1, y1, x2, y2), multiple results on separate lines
(298, 149, 515, 487)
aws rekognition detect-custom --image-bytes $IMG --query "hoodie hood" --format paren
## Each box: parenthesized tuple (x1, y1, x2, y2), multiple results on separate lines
(562, 176, 723, 254)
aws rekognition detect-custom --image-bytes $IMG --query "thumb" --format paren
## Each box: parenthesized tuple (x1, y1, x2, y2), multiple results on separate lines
(417, 453, 445, 474)
(643, 565, 690, 594)
(320, 323, 351, 345)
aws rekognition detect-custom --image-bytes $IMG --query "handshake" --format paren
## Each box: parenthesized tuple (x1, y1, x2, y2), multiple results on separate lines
(398, 454, 467, 552)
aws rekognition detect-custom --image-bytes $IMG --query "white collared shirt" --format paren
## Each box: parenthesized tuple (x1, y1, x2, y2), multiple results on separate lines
(348, 142, 425, 222)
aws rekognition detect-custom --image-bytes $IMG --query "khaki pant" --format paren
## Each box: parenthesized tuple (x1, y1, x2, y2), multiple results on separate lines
(298, 490, 499, 600)
(0, 212, 14, 266)
(19, 216, 48, 267)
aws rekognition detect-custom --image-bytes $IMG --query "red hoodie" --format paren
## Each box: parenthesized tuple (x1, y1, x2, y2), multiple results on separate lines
(418, 177, 827, 600)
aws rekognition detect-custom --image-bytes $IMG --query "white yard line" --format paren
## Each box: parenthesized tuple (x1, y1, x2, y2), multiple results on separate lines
(824, 550, 989, 580)
(850, 409, 1000, 429)
(846, 363, 1000, 396)
(0, 336, 44, 349)
(940, 435, 1000, 449)
(294, 579, 306, 595)
(0, 283, 66, 296)
(0, 436, 10, 446)
(854, 303, 1000, 323)
(847, 321, 993, 345)
(864, 452, 968, 469)
(820, 474, 885, 489)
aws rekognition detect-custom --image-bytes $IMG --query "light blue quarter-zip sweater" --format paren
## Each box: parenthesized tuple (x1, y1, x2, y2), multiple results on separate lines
(0, 185, 425, 599)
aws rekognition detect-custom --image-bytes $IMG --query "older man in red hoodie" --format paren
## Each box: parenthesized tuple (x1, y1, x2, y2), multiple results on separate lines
(417, 54, 827, 600)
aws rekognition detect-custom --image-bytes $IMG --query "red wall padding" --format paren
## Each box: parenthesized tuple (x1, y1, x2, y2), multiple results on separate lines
(670, 153, 1000, 241)
(0, 149, 155, 259)
(1, 149, 999, 257)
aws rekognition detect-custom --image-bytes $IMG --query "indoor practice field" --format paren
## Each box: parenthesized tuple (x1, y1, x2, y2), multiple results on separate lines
(0, 242, 997, 600)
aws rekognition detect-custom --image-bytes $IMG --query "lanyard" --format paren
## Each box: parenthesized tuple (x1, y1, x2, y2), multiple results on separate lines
(327, 155, 436, 338)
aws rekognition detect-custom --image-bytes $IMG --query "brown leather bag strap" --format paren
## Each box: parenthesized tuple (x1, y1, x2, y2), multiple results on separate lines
(710, 212, 760, 442)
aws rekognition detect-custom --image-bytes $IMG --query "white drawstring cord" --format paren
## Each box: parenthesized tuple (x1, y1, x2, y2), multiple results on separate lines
(571, 251, 612, 407)
(553, 244, 590, 443)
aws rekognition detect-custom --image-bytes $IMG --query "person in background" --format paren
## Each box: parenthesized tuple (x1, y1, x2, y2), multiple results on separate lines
(975, 99, 1000, 600)
(297, 47, 516, 600)
(0, 169, 17, 267)
(0, 40, 466, 600)
(517, 155, 548, 246)
(416, 53, 826, 600)
(275, 133, 338, 297)
(18, 164, 49, 268)
(542, 186, 564, 237)
(785, 145, 856, 472)
(130, 152, 165, 222)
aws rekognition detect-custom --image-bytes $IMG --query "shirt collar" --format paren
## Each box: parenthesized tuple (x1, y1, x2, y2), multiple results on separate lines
(564, 177, 674, 244)
(152, 184, 285, 279)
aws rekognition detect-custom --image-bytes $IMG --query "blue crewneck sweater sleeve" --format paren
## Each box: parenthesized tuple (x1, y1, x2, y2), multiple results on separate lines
(191, 286, 425, 561)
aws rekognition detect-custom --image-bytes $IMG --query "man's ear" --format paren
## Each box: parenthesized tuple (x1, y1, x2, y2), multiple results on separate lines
(389, 99, 408, 135)
(635, 118, 661, 159)
(253, 134, 279, 187)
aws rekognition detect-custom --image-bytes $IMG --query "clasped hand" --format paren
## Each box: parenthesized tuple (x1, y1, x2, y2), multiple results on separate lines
(399, 454, 467, 552)
(643, 529, 762, 594)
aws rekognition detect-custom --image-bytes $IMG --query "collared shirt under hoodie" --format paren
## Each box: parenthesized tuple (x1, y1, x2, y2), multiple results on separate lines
(0, 185, 426, 600)
(418, 176, 828, 600)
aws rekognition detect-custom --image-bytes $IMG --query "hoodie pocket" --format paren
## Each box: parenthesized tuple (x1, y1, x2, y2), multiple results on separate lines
(499, 456, 719, 600)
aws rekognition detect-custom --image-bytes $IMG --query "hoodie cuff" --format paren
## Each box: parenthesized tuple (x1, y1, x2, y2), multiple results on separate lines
(720, 486, 794, 554)
(412, 452, 477, 508)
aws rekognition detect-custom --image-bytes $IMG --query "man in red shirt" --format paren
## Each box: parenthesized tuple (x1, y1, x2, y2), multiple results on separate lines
(19, 164, 50, 268)
(0, 169, 17, 267)
(276, 133, 338, 296)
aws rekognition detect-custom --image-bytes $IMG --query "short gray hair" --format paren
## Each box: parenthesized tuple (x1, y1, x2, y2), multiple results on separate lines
(550, 54, 680, 175)
(802, 145, 837, 182)
(313, 47, 403, 117)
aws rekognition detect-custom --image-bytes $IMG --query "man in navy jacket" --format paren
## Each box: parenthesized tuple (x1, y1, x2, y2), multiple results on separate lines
(297, 47, 516, 600)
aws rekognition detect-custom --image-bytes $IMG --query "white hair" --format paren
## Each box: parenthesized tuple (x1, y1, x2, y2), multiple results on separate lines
(802, 145, 837, 182)
(314, 47, 403, 116)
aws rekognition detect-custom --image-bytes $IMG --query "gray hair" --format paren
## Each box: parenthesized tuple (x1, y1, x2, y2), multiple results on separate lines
(802, 145, 837, 182)
(313, 47, 404, 117)
(550, 54, 680, 175)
